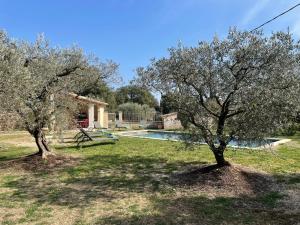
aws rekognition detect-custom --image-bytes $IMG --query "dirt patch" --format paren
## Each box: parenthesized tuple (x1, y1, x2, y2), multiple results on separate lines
(0, 153, 82, 172)
(170, 164, 278, 196)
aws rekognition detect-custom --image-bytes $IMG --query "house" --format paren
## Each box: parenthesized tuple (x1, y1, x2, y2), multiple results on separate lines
(161, 112, 182, 130)
(68, 93, 109, 128)
(0, 94, 109, 131)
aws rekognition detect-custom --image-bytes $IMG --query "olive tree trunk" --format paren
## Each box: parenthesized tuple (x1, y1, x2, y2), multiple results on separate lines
(212, 149, 228, 166)
(33, 130, 52, 158)
(208, 144, 230, 167)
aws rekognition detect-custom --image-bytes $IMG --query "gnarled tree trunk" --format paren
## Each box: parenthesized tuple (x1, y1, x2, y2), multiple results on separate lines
(212, 150, 228, 167)
(209, 144, 230, 167)
(202, 128, 230, 167)
(33, 129, 52, 158)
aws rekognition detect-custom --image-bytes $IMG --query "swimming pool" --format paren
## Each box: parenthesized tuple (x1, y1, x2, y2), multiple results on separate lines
(119, 130, 286, 148)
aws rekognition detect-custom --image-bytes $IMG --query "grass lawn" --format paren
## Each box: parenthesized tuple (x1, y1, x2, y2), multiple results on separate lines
(0, 132, 299, 225)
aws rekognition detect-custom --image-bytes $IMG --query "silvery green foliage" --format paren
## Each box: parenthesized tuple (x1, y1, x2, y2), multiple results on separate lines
(118, 102, 156, 121)
(0, 31, 118, 137)
(137, 29, 300, 164)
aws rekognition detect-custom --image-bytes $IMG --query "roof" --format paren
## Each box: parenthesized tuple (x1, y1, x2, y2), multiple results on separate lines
(68, 93, 109, 106)
(160, 112, 178, 118)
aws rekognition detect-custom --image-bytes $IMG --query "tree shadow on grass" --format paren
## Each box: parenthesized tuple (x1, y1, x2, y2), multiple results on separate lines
(0, 153, 82, 172)
(75, 141, 117, 148)
(0, 154, 206, 208)
(96, 194, 300, 225)
(54, 140, 117, 148)
(0, 145, 36, 162)
(1, 152, 298, 220)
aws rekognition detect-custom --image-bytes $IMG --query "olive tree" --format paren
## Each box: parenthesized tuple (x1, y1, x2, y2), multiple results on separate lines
(115, 85, 158, 108)
(136, 29, 300, 166)
(0, 31, 118, 158)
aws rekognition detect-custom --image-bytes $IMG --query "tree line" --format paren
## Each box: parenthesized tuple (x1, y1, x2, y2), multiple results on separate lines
(79, 83, 160, 112)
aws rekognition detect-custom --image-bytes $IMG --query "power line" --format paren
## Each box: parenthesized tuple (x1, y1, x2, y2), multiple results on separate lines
(250, 2, 300, 32)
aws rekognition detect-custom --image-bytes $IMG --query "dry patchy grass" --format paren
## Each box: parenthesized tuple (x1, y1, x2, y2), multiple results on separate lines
(0, 132, 299, 225)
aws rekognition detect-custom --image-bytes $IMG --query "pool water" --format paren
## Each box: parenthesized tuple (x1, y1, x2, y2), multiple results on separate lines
(124, 131, 279, 148)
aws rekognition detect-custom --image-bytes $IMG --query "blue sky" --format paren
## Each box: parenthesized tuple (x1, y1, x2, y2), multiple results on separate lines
(1, 0, 300, 88)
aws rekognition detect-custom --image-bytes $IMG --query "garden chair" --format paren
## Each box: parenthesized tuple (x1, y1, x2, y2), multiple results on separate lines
(75, 128, 118, 147)
(75, 121, 107, 139)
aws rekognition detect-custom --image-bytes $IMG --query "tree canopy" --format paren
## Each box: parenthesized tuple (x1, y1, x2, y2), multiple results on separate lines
(115, 85, 158, 108)
(160, 93, 177, 114)
(0, 31, 118, 157)
(137, 29, 300, 166)
(77, 82, 118, 111)
(118, 102, 156, 121)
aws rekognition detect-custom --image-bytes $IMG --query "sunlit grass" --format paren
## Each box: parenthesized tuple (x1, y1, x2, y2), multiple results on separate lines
(0, 132, 299, 224)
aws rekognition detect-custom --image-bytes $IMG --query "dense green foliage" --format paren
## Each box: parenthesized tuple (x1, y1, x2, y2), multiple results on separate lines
(118, 102, 156, 120)
(160, 94, 176, 114)
(76, 84, 159, 113)
(78, 82, 118, 111)
(115, 85, 158, 108)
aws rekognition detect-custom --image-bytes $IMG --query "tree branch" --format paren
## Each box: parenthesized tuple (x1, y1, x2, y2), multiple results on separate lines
(56, 66, 82, 77)
(226, 109, 245, 118)
(183, 80, 219, 118)
(36, 65, 83, 101)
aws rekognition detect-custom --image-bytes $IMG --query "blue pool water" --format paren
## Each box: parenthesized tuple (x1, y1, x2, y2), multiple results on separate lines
(125, 131, 279, 148)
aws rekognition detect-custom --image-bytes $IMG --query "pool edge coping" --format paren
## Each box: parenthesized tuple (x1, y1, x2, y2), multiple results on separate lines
(116, 130, 292, 150)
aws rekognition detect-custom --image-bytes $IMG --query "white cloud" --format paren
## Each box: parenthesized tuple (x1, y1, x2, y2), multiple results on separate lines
(240, 0, 271, 26)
